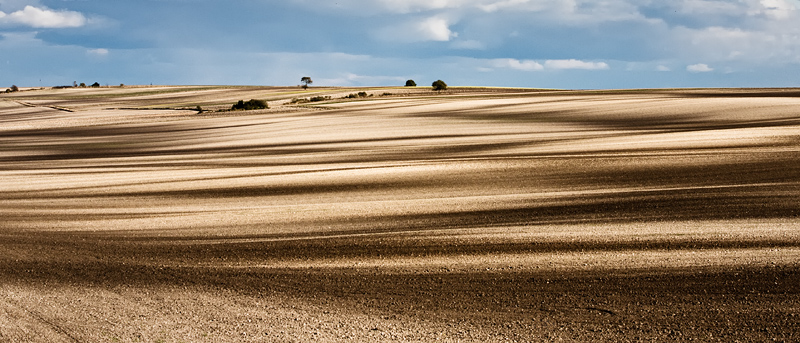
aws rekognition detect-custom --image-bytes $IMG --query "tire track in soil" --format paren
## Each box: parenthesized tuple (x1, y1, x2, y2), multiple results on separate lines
(0, 295, 81, 343)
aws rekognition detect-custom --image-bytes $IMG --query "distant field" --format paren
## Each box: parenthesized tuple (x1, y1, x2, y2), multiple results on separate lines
(1, 86, 799, 342)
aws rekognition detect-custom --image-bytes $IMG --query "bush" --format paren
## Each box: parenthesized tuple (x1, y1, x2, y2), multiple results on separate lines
(432, 80, 447, 91)
(357, 91, 368, 97)
(290, 96, 330, 104)
(79, 83, 86, 88)
(231, 99, 268, 110)
(405, 79, 416, 87)
(309, 95, 331, 102)
(91, 82, 100, 88)
(10, 85, 19, 92)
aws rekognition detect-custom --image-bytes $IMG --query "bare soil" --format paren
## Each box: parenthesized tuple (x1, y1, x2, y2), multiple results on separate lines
(1, 86, 799, 342)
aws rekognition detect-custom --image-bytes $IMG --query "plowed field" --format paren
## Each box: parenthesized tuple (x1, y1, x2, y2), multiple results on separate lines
(2, 86, 800, 342)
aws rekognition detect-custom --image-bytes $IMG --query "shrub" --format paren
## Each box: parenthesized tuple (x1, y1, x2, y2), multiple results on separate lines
(91, 82, 100, 88)
(432, 80, 447, 91)
(79, 83, 86, 88)
(405, 79, 416, 87)
(309, 95, 331, 102)
(231, 99, 268, 110)
(344, 93, 358, 99)
(357, 91, 368, 97)
(10, 85, 19, 92)
(196, 105, 203, 113)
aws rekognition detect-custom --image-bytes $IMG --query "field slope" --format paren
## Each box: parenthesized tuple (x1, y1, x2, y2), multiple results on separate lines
(2, 86, 800, 342)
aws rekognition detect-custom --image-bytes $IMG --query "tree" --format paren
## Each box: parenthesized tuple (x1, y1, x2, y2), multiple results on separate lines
(79, 83, 86, 87)
(91, 82, 100, 88)
(10, 85, 19, 92)
(405, 79, 416, 87)
(432, 79, 447, 91)
(301, 77, 313, 89)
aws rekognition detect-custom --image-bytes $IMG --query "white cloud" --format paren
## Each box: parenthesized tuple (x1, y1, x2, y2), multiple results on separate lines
(87, 48, 109, 56)
(687, 63, 713, 72)
(675, 25, 800, 64)
(417, 16, 457, 41)
(757, 0, 796, 19)
(376, 16, 457, 42)
(490, 58, 543, 71)
(656, 65, 671, 71)
(0, 5, 86, 28)
(478, 0, 531, 13)
(544, 59, 610, 70)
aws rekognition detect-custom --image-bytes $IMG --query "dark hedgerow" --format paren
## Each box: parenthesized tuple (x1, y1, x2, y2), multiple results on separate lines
(231, 99, 269, 111)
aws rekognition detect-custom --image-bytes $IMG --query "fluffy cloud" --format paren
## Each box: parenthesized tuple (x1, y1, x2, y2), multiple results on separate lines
(0, 5, 86, 28)
(544, 59, 610, 70)
(486, 58, 611, 71)
(376, 16, 457, 42)
(687, 63, 713, 72)
(490, 58, 543, 71)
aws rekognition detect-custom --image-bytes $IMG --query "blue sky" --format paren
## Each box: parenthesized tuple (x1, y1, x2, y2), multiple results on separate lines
(1, 0, 799, 89)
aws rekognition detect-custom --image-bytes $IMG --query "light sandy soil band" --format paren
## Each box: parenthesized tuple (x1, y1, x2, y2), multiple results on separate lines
(1, 86, 799, 341)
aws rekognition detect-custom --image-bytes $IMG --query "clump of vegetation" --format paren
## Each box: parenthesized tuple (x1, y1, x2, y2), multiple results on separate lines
(343, 92, 370, 99)
(231, 99, 269, 111)
(79, 83, 87, 88)
(382, 92, 392, 96)
(196, 105, 203, 113)
(91, 82, 101, 88)
(432, 80, 447, 91)
(291, 96, 331, 104)
(405, 79, 416, 87)
(8, 85, 20, 92)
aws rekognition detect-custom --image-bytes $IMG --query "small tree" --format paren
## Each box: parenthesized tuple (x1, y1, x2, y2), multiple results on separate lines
(301, 76, 313, 89)
(91, 82, 100, 88)
(10, 85, 19, 92)
(405, 79, 416, 87)
(432, 80, 447, 91)
(79, 83, 86, 88)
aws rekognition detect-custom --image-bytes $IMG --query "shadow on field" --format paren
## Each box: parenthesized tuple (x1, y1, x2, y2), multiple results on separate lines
(3, 249, 799, 341)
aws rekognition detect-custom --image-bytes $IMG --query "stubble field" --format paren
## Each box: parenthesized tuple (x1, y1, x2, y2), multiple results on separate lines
(1, 86, 799, 342)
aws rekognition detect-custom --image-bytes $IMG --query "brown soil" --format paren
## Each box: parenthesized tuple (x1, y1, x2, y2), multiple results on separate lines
(1, 86, 799, 342)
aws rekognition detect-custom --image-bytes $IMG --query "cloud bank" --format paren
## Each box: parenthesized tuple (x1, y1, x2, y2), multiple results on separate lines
(0, 5, 86, 28)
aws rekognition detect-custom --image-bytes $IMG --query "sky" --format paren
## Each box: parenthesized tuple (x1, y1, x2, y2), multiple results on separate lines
(1, 0, 799, 89)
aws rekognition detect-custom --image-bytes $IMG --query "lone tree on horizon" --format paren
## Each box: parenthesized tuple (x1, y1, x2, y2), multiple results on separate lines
(432, 79, 447, 91)
(405, 79, 416, 87)
(301, 77, 313, 89)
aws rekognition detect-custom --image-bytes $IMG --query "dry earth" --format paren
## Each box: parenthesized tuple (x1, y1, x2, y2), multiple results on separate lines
(1, 86, 800, 342)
